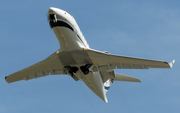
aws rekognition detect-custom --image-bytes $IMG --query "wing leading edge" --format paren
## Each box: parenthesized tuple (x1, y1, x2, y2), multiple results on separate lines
(85, 48, 175, 70)
(5, 52, 66, 83)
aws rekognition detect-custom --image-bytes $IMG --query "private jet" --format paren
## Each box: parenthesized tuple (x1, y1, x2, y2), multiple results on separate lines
(5, 7, 175, 103)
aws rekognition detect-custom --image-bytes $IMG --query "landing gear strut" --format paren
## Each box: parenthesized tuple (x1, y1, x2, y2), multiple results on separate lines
(64, 66, 78, 73)
(64, 66, 79, 81)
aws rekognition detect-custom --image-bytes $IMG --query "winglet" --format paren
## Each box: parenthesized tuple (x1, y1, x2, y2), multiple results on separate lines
(169, 60, 175, 68)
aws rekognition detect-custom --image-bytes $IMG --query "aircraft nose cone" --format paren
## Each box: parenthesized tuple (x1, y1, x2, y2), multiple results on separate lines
(48, 7, 56, 14)
(48, 7, 65, 14)
(49, 7, 56, 11)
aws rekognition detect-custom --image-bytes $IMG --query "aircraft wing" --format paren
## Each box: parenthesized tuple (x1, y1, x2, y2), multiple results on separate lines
(85, 49, 175, 71)
(5, 52, 66, 83)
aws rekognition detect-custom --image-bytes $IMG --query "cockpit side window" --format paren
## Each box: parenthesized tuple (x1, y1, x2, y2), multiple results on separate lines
(49, 14, 57, 23)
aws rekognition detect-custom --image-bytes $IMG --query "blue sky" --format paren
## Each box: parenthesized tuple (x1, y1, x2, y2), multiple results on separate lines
(0, 0, 179, 113)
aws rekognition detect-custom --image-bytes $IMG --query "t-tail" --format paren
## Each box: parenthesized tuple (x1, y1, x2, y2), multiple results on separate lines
(103, 74, 141, 103)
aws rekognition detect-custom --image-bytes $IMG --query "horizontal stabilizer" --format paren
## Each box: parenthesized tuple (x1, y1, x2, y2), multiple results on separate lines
(114, 74, 141, 82)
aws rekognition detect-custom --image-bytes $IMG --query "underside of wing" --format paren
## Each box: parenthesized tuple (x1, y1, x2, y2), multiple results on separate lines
(5, 52, 66, 83)
(85, 48, 175, 71)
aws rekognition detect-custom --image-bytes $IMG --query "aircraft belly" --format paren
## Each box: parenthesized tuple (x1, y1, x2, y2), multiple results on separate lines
(57, 50, 93, 66)
(81, 71, 108, 103)
(52, 27, 85, 51)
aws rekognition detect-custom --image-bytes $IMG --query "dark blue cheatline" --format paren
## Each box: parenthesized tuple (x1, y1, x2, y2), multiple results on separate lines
(105, 86, 110, 90)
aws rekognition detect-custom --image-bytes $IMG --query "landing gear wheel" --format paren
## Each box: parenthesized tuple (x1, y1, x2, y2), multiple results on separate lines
(83, 70, 89, 75)
(80, 65, 91, 75)
(71, 67, 78, 73)
(64, 66, 79, 73)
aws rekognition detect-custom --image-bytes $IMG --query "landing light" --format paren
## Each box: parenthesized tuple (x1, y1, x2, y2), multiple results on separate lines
(83, 48, 88, 51)
(56, 51, 59, 54)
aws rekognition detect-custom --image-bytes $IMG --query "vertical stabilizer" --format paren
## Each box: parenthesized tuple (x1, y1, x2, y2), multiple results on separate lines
(104, 78, 113, 94)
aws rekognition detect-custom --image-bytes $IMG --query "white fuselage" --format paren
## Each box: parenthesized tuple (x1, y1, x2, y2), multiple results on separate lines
(47, 7, 108, 103)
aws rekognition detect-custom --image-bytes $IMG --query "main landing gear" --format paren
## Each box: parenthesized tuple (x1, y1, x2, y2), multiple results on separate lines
(64, 64, 93, 81)
(80, 64, 92, 75)
(65, 64, 92, 76)
(64, 66, 79, 81)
